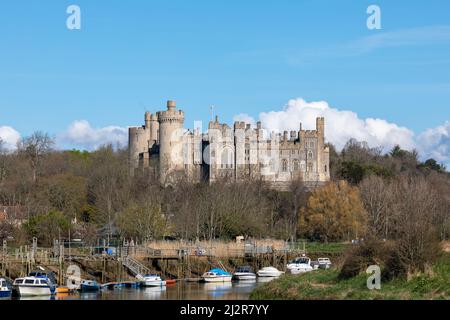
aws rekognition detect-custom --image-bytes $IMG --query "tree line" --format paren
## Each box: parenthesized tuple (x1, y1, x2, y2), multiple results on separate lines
(0, 134, 449, 259)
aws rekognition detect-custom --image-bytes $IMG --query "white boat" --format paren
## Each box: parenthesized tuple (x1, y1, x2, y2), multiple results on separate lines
(257, 267, 285, 278)
(201, 269, 232, 283)
(287, 256, 314, 274)
(0, 278, 12, 298)
(139, 274, 167, 287)
(318, 258, 332, 269)
(13, 276, 55, 297)
(233, 266, 257, 281)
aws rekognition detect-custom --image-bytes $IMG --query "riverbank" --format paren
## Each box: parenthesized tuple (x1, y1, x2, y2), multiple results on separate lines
(250, 253, 450, 300)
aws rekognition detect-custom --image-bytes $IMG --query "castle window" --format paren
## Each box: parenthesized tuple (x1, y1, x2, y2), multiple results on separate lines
(221, 148, 234, 169)
(293, 160, 300, 171)
(325, 165, 328, 173)
(282, 159, 288, 172)
(308, 163, 313, 172)
(308, 151, 313, 159)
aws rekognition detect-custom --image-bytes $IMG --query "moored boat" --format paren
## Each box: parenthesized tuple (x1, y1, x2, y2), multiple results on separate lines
(79, 279, 101, 292)
(257, 267, 285, 278)
(287, 255, 314, 274)
(233, 266, 257, 281)
(201, 269, 232, 283)
(0, 278, 12, 298)
(139, 274, 167, 287)
(13, 276, 55, 297)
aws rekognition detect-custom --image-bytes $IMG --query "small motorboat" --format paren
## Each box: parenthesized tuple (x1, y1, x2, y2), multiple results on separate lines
(201, 269, 232, 283)
(13, 276, 56, 297)
(139, 274, 167, 287)
(233, 266, 257, 281)
(287, 255, 314, 274)
(0, 278, 12, 298)
(318, 258, 332, 269)
(257, 267, 285, 278)
(79, 279, 101, 292)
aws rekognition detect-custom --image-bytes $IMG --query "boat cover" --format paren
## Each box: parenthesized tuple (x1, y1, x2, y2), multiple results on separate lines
(208, 269, 231, 276)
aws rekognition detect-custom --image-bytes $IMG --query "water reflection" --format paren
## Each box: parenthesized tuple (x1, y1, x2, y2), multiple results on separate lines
(11, 281, 265, 301)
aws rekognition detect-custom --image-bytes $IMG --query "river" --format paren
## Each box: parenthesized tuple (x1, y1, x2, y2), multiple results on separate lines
(12, 279, 272, 300)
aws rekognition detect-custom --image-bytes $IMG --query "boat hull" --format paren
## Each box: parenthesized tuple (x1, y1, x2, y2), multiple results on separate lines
(233, 273, 257, 281)
(140, 280, 167, 287)
(0, 290, 12, 298)
(15, 285, 52, 297)
(288, 267, 313, 275)
(257, 271, 283, 277)
(80, 284, 100, 292)
(202, 276, 232, 283)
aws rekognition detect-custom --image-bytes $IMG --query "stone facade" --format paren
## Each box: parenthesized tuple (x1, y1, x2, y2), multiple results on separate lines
(129, 101, 330, 189)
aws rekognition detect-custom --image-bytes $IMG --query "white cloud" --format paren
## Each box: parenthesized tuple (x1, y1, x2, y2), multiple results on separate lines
(0, 126, 21, 150)
(238, 98, 416, 152)
(59, 120, 128, 151)
(233, 113, 256, 127)
(417, 121, 450, 167)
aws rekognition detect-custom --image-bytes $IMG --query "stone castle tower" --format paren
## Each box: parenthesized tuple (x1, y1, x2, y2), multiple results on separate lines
(129, 100, 330, 189)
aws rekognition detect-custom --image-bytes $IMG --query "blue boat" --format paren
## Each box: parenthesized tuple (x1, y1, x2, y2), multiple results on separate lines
(0, 278, 12, 298)
(80, 280, 101, 292)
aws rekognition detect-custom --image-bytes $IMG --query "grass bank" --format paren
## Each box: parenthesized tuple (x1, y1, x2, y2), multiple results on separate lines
(250, 253, 450, 300)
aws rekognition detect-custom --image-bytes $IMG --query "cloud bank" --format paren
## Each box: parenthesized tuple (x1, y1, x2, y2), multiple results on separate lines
(0, 126, 21, 150)
(58, 120, 128, 151)
(234, 98, 449, 167)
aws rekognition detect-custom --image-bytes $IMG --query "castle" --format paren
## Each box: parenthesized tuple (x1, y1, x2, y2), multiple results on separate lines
(129, 101, 330, 190)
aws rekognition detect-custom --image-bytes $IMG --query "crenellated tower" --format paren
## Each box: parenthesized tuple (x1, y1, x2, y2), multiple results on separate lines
(157, 100, 185, 184)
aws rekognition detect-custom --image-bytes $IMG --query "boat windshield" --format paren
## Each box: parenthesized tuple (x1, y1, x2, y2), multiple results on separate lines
(236, 267, 252, 273)
(291, 258, 310, 264)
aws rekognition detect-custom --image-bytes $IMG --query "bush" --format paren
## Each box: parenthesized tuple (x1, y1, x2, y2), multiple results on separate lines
(339, 239, 386, 280)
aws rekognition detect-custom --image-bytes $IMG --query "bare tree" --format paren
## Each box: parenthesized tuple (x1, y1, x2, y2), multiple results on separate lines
(359, 175, 393, 239)
(18, 131, 54, 183)
(288, 177, 308, 242)
(0, 138, 7, 183)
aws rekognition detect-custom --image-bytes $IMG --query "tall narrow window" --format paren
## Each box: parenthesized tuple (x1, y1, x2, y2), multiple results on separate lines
(282, 159, 288, 172)
(293, 160, 300, 171)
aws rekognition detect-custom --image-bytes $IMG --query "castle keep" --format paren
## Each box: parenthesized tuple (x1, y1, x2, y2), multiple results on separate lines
(129, 101, 330, 189)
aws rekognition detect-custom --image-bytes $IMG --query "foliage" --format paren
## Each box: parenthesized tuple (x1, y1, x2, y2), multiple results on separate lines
(300, 181, 367, 242)
(23, 211, 70, 246)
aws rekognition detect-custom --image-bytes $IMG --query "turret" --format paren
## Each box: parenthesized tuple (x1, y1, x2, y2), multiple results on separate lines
(157, 100, 185, 184)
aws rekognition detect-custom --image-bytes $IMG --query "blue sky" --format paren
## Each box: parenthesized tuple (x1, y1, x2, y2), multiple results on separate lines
(0, 1, 449, 164)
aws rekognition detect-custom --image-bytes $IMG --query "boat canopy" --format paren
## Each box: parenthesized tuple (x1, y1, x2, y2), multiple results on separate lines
(208, 269, 231, 275)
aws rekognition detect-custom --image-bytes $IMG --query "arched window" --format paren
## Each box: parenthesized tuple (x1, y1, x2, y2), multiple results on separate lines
(308, 151, 313, 159)
(308, 163, 313, 172)
(221, 148, 234, 169)
(282, 159, 288, 172)
(293, 160, 300, 171)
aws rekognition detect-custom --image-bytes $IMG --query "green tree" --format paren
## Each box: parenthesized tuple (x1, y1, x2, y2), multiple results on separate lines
(24, 211, 70, 245)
